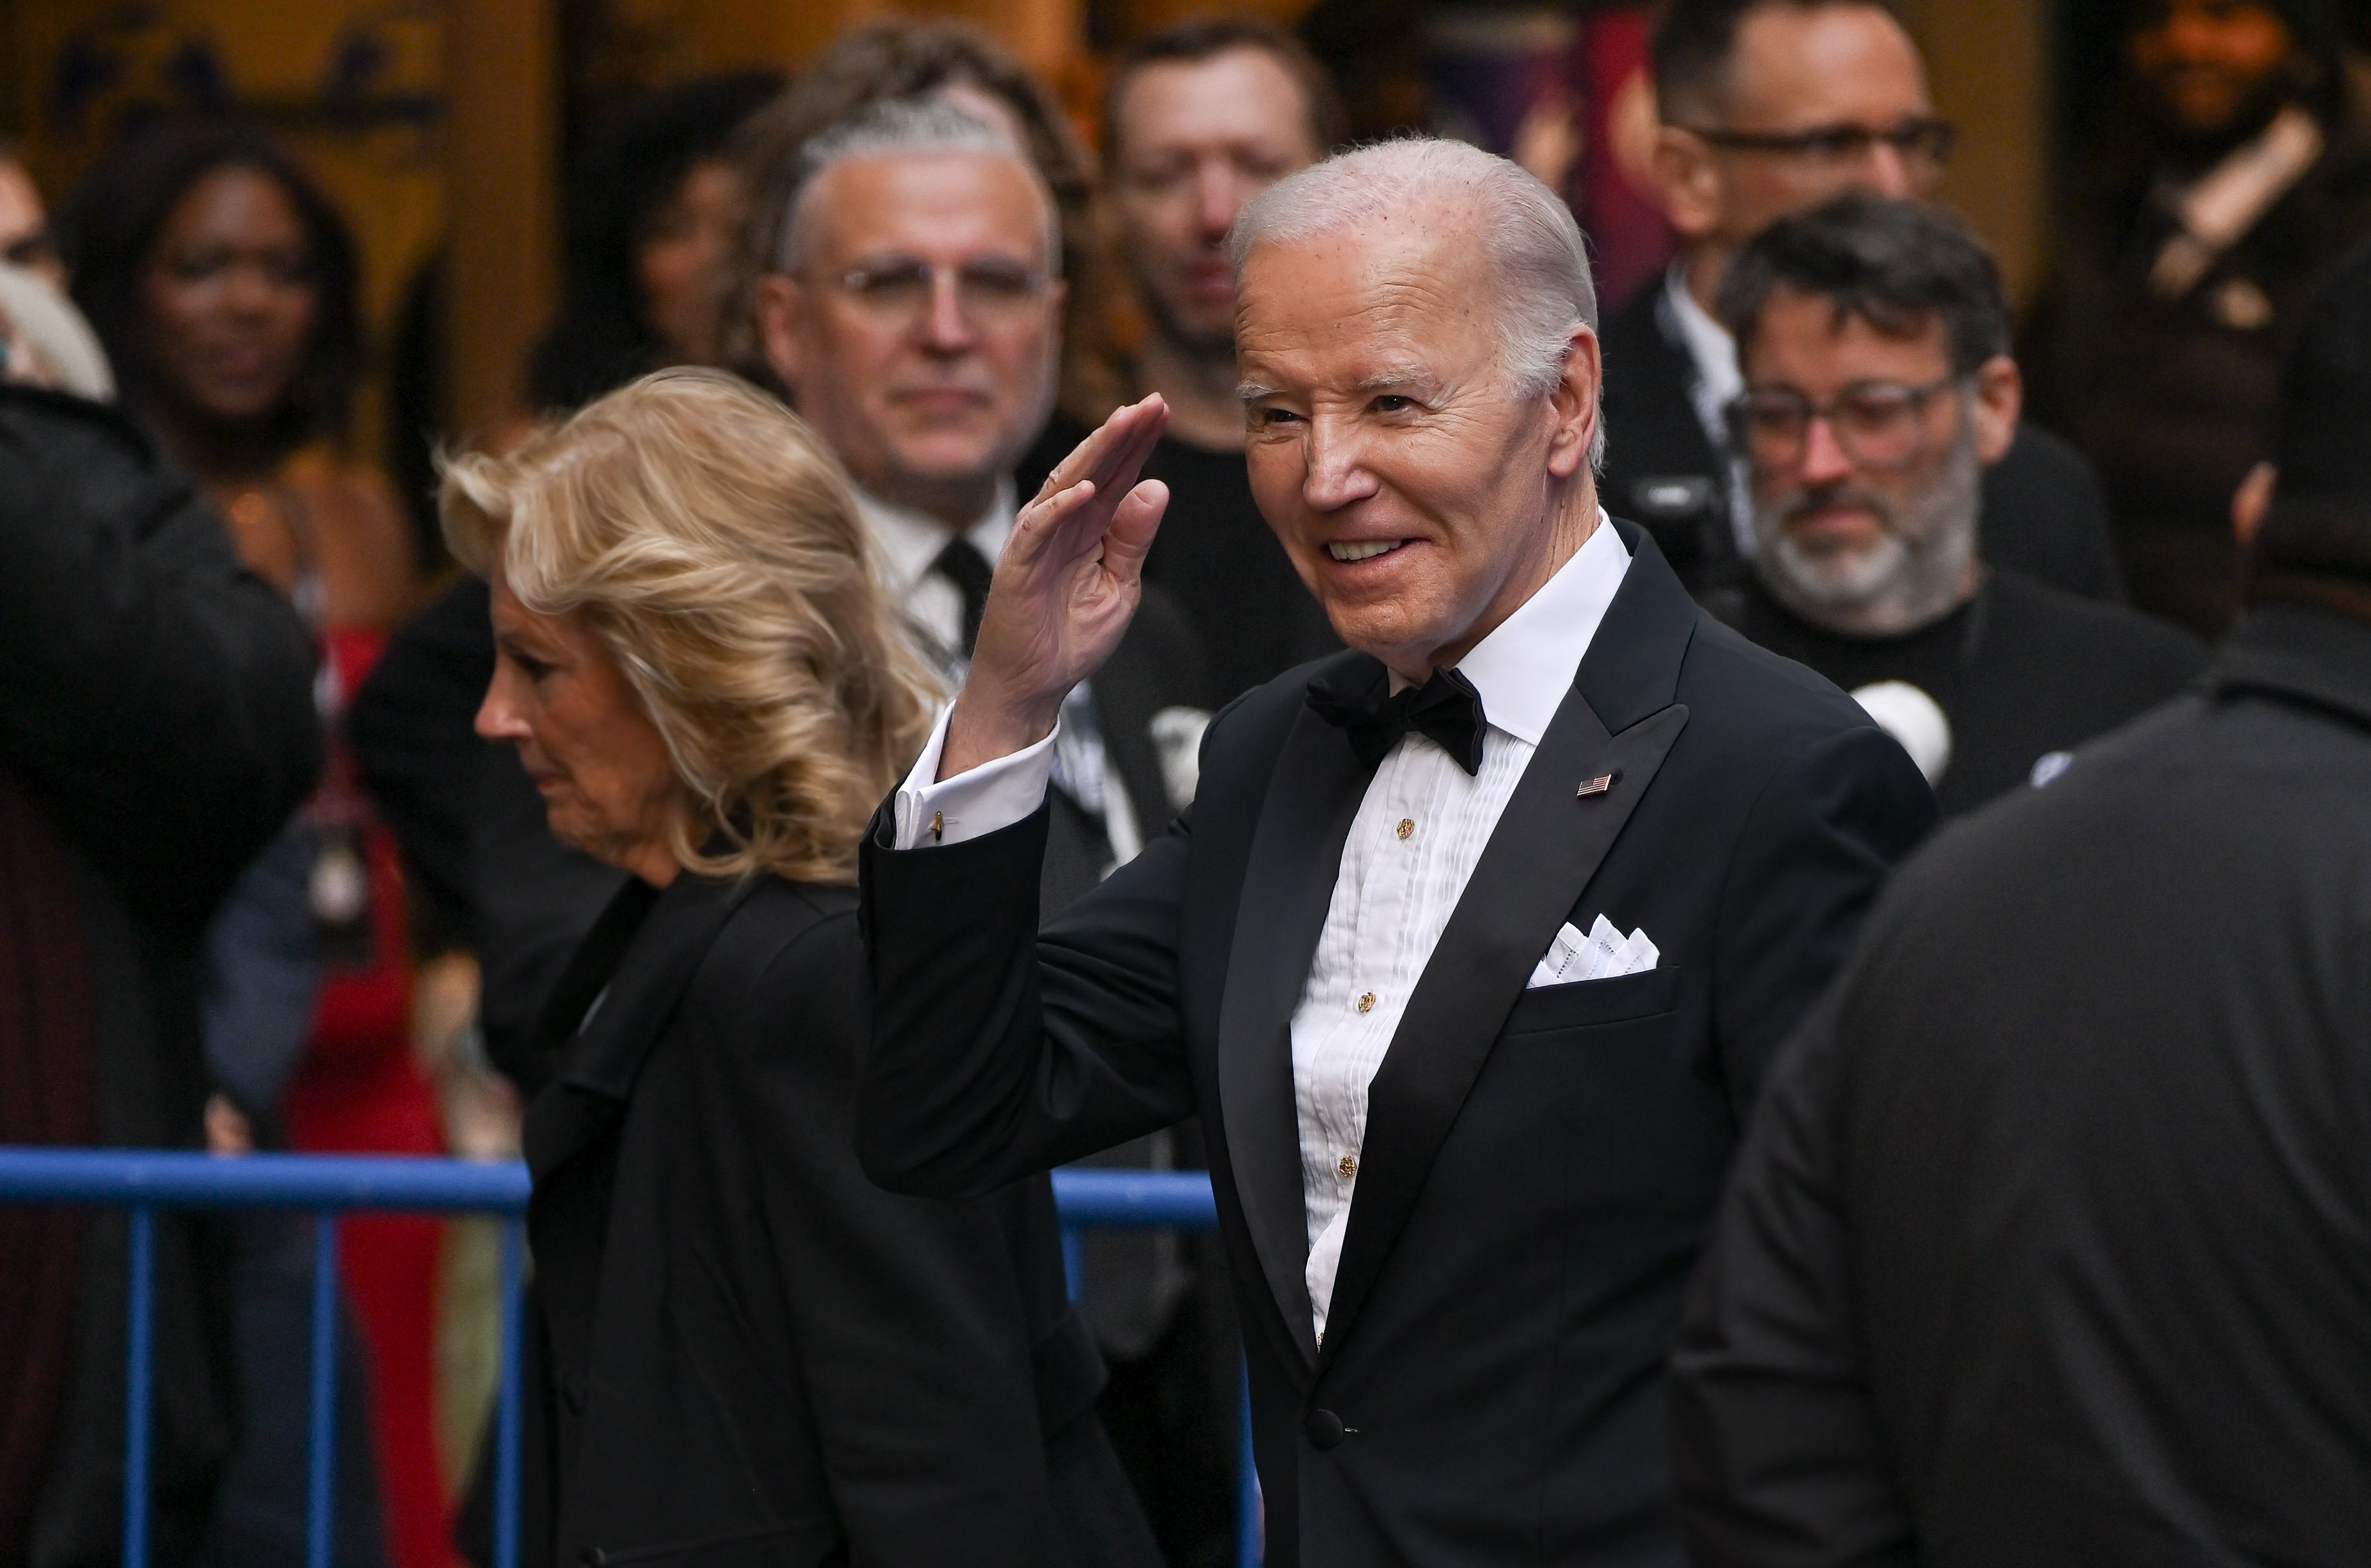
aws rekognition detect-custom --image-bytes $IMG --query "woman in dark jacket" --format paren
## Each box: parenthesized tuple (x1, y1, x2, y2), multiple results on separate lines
(442, 367, 1157, 1567)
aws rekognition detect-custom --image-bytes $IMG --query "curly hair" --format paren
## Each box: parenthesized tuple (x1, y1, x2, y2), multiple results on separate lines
(441, 367, 942, 885)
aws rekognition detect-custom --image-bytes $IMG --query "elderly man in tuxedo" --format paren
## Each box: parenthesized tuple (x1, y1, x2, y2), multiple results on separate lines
(856, 137, 1936, 1566)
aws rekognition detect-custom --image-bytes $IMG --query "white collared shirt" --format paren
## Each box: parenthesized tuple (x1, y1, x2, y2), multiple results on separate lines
(1663, 264, 1758, 559)
(892, 511, 1632, 1340)
(860, 476, 1145, 870)
(854, 478, 1017, 666)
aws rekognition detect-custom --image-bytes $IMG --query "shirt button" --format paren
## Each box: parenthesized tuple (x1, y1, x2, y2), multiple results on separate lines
(1337, 1153, 1358, 1179)
(1356, 991, 1376, 1013)
(1396, 817, 1415, 840)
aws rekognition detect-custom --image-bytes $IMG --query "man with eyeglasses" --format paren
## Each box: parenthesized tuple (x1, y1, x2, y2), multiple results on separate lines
(755, 97, 1212, 920)
(1713, 193, 2201, 814)
(1599, 0, 2125, 608)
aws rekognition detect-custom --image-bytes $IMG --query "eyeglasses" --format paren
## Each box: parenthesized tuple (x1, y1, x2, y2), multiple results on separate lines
(1726, 375, 1962, 471)
(829, 256, 1052, 327)
(1684, 117, 1957, 175)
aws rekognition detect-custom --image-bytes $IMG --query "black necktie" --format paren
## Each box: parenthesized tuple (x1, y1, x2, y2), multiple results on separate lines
(931, 537, 995, 658)
(1306, 664, 1488, 775)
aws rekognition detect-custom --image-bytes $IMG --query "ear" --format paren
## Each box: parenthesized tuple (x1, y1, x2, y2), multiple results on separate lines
(2232, 461, 2276, 545)
(1649, 126, 1725, 240)
(1969, 354, 2021, 465)
(1545, 323, 1603, 481)
(755, 273, 806, 391)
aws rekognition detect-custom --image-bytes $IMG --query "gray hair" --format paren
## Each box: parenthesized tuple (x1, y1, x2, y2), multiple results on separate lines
(1229, 137, 1604, 468)
(777, 97, 1060, 273)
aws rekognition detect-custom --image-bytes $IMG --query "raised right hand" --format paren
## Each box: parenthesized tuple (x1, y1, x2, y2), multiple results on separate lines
(940, 396, 1172, 778)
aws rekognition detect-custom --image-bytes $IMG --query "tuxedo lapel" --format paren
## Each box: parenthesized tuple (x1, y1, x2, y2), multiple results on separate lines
(523, 871, 762, 1187)
(1219, 652, 1384, 1366)
(1316, 528, 1700, 1366)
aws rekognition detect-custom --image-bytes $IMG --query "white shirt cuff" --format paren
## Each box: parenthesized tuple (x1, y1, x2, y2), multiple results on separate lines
(890, 704, 1058, 849)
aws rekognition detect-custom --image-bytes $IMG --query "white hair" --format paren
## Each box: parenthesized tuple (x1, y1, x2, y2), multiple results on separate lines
(1229, 137, 1604, 468)
(778, 97, 1059, 273)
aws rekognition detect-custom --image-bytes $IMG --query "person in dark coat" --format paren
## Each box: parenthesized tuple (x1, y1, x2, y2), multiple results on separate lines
(1708, 195, 2205, 813)
(855, 139, 1935, 1568)
(2023, 0, 2371, 637)
(0, 373, 320, 1562)
(1603, 0, 2122, 602)
(1670, 238, 2371, 1565)
(442, 368, 1156, 1568)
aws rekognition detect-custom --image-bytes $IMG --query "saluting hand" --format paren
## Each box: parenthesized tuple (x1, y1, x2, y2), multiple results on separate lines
(940, 395, 1171, 778)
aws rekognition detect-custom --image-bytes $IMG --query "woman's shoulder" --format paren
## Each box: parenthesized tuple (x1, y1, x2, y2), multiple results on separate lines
(693, 876, 862, 1026)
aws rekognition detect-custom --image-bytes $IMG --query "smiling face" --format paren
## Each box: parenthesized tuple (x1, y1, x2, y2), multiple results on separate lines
(757, 148, 1063, 525)
(476, 563, 686, 886)
(1111, 47, 1322, 356)
(1739, 285, 2015, 633)
(1235, 219, 1601, 678)
(138, 164, 318, 431)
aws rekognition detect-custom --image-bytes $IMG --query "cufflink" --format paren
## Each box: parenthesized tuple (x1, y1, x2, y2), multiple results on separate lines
(1576, 772, 1617, 799)
(930, 810, 945, 842)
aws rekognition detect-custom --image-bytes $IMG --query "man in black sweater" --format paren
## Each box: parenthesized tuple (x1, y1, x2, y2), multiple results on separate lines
(1708, 194, 2201, 815)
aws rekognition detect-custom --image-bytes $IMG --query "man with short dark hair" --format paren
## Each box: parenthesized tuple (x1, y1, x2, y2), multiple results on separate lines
(1713, 193, 2202, 813)
(1025, 14, 1347, 704)
(2024, 0, 2371, 637)
(1601, 0, 2122, 603)
(1672, 238, 2371, 1567)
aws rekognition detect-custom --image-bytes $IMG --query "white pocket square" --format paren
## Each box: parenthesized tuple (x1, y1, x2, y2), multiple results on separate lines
(1527, 915, 1658, 988)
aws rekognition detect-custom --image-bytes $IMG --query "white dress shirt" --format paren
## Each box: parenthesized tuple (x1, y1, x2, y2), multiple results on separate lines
(893, 512, 1632, 1340)
(1663, 264, 1758, 559)
(860, 478, 1145, 871)
(854, 478, 1016, 666)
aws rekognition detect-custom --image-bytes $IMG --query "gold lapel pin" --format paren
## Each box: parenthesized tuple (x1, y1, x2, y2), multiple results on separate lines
(1576, 772, 1617, 799)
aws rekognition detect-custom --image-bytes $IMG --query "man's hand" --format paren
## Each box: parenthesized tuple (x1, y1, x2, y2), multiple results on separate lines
(940, 396, 1172, 777)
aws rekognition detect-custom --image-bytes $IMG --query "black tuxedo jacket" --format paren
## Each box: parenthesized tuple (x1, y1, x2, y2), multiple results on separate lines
(1596, 280, 2127, 604)
(516, 872, 1156, 1567)
(857, 525, 1936, 1566)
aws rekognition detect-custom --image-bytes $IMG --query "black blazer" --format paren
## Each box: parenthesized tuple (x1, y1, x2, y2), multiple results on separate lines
(1672, 602, 2371, 1565)
(856, 525, 1937, 1567)
(518, 872, 1157, 1567)
(1596, 279, 2128, 603)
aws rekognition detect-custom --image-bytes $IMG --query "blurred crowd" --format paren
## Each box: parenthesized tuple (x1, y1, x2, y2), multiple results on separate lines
(1, 0, 2367, 1565)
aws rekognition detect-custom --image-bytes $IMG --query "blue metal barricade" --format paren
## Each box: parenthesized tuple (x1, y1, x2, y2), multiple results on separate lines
(0, 1150, 1254, 1568)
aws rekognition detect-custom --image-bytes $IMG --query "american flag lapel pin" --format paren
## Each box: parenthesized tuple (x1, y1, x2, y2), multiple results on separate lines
(1576, 771, 1617, 799)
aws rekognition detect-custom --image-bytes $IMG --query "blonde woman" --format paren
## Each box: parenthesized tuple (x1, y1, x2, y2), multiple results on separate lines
(445, 368, 1157, 1567)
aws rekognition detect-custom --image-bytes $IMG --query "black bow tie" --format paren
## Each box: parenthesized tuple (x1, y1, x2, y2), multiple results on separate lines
(1306, 664, 1488, 775)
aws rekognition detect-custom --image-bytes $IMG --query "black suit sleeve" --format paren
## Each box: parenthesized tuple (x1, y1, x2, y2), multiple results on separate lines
(0, 392, 320, 927)
(858, 798, 1202, 1199)
(730, 911, 1070, 1562)
(1669, 990, 1918, 1567)
(1710, 724, 1935, 1112)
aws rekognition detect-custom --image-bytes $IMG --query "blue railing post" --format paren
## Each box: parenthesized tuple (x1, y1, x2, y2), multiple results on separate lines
(1238, 1368, 1261, 1568)
(495, 1216, 525, 1568)
(122, 1205, 155, 1568)
(305, 1212, 339, 1568)
(5, 1155, 1244, 1568)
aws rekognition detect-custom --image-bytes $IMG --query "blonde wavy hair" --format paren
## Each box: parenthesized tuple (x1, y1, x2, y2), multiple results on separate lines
(441, 367, 942, 884)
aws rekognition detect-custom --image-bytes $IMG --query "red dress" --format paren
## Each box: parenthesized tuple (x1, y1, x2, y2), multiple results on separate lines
(281, 624, 458, 1568)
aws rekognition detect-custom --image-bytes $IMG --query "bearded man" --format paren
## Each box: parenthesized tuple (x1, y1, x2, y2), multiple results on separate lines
(1716, 194, 2203, 814)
